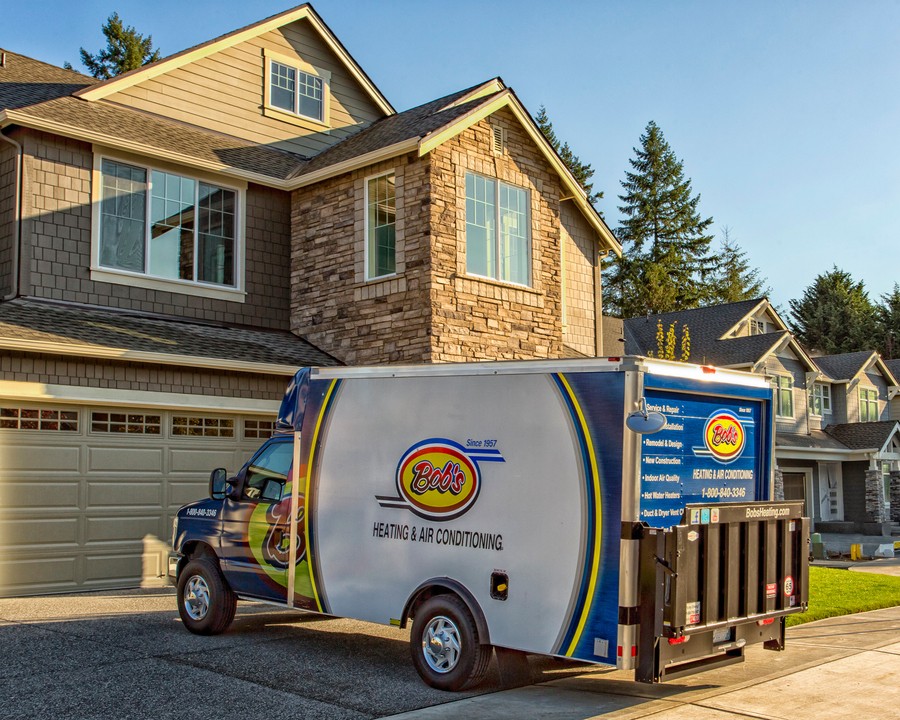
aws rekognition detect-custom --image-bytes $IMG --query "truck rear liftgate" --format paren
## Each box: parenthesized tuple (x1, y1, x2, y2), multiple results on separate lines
(635, 501, 809, 683)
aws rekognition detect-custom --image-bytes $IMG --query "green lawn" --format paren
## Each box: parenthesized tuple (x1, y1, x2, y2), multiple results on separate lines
(786, 565, 900, 627)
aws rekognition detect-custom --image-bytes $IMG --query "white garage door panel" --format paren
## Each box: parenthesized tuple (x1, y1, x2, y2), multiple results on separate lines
(169, 448, 243, 474)
(0, 556, 78, 588)
(88, 447, 164, 473)
(87, 481, 163, 508)
(84, 554, 143, 583)
(0, 444, 81, 472)
(85, 515, 163, 543)
(0, 481, 80, 510)
(169, 481, 211, 507)
(0, 517, 80, 547)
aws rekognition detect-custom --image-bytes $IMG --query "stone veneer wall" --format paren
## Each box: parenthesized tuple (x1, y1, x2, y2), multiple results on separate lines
(17, 129, 291, 329)
(0, 351, 286, 399)
(291, 156, 433, 365)
(561, 202, 598, 356)
(428, 109, 563, 362)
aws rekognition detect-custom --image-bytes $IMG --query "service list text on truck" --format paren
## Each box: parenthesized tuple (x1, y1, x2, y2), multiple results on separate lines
(169, 357, 809, 689)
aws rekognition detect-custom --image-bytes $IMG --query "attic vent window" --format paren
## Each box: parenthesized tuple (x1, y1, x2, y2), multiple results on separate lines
(492, 125, 507, 155)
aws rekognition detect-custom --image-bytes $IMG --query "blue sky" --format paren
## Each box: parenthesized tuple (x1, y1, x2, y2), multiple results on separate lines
(4, 0, 899, 312)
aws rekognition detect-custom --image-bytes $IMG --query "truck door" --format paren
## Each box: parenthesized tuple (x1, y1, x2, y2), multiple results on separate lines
(219, 437, 294, 601)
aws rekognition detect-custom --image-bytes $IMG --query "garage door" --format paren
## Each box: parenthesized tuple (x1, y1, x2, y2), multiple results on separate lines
(0, 403, 272, 597)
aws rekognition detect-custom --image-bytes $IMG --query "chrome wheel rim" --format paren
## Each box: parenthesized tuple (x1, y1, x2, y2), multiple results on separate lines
(422, 615, 461, 674)
(184, 574, 211, 621)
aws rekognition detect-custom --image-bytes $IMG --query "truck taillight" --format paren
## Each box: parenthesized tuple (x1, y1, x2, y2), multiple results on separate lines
(757, 618, 775, 626)
(667, 636, 689, 645)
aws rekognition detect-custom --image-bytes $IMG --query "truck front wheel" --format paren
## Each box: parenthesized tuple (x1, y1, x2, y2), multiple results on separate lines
(410, 594, 490, 690)
(176, 558, 237, 635)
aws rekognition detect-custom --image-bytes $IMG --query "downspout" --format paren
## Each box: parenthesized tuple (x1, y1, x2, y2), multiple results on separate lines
(0, 127, 23, 301)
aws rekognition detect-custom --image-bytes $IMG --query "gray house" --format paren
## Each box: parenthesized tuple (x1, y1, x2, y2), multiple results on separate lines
(609, 298, 900, 533)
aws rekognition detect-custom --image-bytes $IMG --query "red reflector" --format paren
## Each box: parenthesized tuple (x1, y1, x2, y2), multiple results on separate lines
(617, 645, 623, 657)
(667, 636, 688, 645)
(607, 357, 621, 362)
(632, 645, 637, 657)
(758, 618, 775, 626)
(701, 366, 716, 374)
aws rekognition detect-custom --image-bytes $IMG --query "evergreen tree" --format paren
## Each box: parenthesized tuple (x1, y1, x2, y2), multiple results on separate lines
(788, 267, 877, 354)
(876, 284, 900, 359)
(605, 121, 715, 317)
(535, 106, 603, 206)
(67, 13, 161, 79)
(708, 227, 768, 304)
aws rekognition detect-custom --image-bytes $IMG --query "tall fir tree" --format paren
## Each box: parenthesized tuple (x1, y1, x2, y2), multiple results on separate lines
(66, 13, 161, 79)
(605, 121, 715, 318)
(535, 106, 603, 206)
(708, 227, 768, 304)
(876, 284, 900, 359)
(788, 267, 877, 354)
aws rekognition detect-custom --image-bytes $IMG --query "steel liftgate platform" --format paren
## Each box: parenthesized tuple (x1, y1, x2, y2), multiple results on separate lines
(635, 501, 809, 683)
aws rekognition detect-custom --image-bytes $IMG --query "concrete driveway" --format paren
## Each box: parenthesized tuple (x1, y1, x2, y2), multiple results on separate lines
(0, 587, 589, 719)
(1, 587, 899, 719)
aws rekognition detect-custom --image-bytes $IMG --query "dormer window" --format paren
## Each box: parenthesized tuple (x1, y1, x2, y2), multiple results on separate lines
(749, 318, 770, 335)
(264, 50, 330, 127)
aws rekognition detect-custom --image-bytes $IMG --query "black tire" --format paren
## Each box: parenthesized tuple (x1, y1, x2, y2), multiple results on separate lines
(176, 558, 237, 635)
(410, 594, 490, 691)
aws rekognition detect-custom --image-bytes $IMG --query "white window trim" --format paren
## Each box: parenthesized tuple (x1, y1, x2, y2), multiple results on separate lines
(773, 374, 794, 418)
(808, 383, 832, 417)
(364, 170, 398, 282)
(464, 171, 533, 288)
(263, 48, 331, 129)
(859, 387, 879, 422)
(90, 150, 247, 302)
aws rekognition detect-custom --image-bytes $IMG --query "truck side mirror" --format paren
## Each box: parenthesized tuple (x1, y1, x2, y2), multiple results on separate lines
(209, 468, 228, 499)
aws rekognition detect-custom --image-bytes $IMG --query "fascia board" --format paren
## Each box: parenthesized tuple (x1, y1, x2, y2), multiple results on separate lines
(3, 110, 292, 187)
(417, 92, 622, 256)
(0, 379, 280, 414)
(438, 78, 506, 111)
(73, 6, 394, 116)
(286, 138, 420, 188)
(0, 337, 299, 376)
(774, 445, 862, 461)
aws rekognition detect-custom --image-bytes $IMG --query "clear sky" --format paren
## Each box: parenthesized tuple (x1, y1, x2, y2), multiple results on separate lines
(4, 0, 899, 312)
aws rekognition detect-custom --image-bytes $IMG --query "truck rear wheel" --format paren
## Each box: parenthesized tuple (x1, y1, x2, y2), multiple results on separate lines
(176, 558, 237, 635)
(410, 594, 490, 691)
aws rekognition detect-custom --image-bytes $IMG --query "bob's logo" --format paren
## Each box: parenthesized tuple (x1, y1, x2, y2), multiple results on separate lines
(377, 438, 503, 520)
(703, 411, 746, 463)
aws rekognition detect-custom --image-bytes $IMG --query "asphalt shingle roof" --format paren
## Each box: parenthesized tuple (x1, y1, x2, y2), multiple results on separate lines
(776, 430, 851, 451)
(0, 50, 96, 109)
(813, 351, 875, 381)
(824, 421, 899, 450)
(0, 298, 338, 369)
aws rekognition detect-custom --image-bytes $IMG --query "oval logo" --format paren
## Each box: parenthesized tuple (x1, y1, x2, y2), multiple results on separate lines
(396, 440, 480, 520)
(703, 411, 745, 463)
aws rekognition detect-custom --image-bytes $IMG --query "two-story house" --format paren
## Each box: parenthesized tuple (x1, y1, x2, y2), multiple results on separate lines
(0, 4, 619, 596)
(608, 298, 900, 535)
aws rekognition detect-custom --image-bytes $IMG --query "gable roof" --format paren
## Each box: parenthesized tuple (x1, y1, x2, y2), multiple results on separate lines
(0, 298, 338, 373)
(814, 350, 897, 385)
(0, 50, 96, 109)
(824, 421, 900, 451)
(72, 4, 394, 116)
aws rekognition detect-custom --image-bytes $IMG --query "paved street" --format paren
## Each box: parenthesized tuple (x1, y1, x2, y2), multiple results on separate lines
(0, 587, 898, 719)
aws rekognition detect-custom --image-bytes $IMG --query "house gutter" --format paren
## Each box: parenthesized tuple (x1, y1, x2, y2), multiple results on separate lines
(0, 127, 23, 301)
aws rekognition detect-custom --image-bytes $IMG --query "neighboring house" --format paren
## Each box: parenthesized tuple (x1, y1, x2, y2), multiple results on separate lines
(611, 298, 900, 533)
(0, 4, 619, 596)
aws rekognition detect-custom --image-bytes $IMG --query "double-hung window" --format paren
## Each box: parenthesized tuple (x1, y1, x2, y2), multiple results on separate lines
(774, 375, 794, 417)
(365, 173, 396, 279)
(808, 383, 832, 416)
(268, 58, 326, 124)
(465, 172, 530, 286)
(860, 388, 879, 421)
(99, 159, 238, 288)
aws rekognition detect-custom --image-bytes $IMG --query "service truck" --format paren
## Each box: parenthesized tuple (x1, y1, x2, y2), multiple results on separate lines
(169, 356, 809, 690)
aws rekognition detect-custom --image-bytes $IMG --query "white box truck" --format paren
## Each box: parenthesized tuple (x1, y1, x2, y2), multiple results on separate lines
(170, 356, 808, 689)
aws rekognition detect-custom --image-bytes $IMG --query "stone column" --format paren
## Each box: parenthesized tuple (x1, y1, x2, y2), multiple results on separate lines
(773, 467, 784, 501)
(864, 468, 887, 524)
(890, 471, 900, 523)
